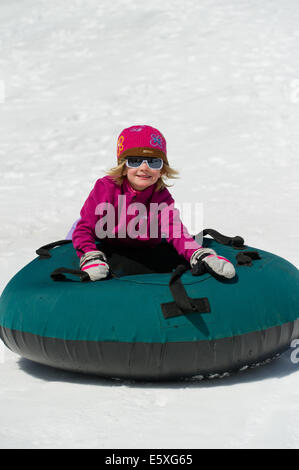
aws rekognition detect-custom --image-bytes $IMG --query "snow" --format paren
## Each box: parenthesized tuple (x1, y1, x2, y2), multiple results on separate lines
(0, 0, 299, 449)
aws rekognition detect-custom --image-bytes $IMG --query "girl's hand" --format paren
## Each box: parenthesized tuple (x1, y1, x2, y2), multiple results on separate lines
(80, 250, 110, 281)
(190, 247, 236, 280)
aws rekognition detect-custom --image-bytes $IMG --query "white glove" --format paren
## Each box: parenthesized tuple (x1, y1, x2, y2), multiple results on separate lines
(190, 247, 236, 280)
(80, 250, 109, 281)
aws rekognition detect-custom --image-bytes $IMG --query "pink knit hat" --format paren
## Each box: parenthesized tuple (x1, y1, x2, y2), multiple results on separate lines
(117, 125, 168, 163)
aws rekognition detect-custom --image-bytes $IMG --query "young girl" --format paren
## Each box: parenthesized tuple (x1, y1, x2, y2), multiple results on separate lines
(71, 125, 236, 281)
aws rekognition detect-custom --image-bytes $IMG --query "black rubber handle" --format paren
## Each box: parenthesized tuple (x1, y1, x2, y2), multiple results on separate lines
(195, 228, 246, 249)
(50, 267, 90, 282)
(36, 240, 72, 259)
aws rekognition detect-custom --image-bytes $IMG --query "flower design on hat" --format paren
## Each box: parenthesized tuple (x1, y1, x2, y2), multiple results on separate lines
(150, 133, 163, 149)
(117, 135, 124, 157)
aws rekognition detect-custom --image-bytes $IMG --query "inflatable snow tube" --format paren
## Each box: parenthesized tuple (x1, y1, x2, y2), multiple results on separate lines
(0, 229, 298, 381)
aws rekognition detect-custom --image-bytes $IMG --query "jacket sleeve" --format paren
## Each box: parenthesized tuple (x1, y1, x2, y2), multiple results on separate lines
(158, 190, 202, 262)
(72, 179, 106, 258)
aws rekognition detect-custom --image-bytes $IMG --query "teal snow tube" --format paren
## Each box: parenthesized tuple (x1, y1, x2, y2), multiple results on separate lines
(0, 231, 298, 380)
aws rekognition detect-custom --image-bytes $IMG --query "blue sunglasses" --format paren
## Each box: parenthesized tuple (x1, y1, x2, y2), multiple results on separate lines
(126, 157, 164, 170)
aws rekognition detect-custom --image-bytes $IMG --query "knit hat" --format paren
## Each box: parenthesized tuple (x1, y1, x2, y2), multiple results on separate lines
(117, 125, 168, 163)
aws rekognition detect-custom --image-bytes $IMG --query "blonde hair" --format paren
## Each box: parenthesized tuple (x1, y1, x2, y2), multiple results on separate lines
(106, 157, 179, 191)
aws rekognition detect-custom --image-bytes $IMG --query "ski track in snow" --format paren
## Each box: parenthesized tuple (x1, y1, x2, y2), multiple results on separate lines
(0, 0, 299, 449)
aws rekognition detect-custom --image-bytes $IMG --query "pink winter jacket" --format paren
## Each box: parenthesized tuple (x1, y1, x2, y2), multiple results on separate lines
(72, 176, 201, 261)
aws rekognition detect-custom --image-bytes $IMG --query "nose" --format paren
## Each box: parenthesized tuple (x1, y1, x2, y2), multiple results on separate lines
(139, 161, 148, 170)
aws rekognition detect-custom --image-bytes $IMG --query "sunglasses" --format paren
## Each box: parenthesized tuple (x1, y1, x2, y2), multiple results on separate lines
(125, 157, 164, 170)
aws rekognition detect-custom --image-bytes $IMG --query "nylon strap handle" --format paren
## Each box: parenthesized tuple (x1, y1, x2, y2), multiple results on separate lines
(161, 265, 211, 319)
(169, 265, 196, 313)
(236, 251, 261, 266)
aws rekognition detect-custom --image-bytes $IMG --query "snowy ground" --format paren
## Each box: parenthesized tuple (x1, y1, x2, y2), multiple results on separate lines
(0, 0, 299, 449)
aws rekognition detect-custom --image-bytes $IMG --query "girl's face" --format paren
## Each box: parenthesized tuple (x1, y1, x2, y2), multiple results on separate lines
(124, 161, 161, 191)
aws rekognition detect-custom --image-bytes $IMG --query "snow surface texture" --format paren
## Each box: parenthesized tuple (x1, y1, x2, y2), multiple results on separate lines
(0, 0, 299, 449)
